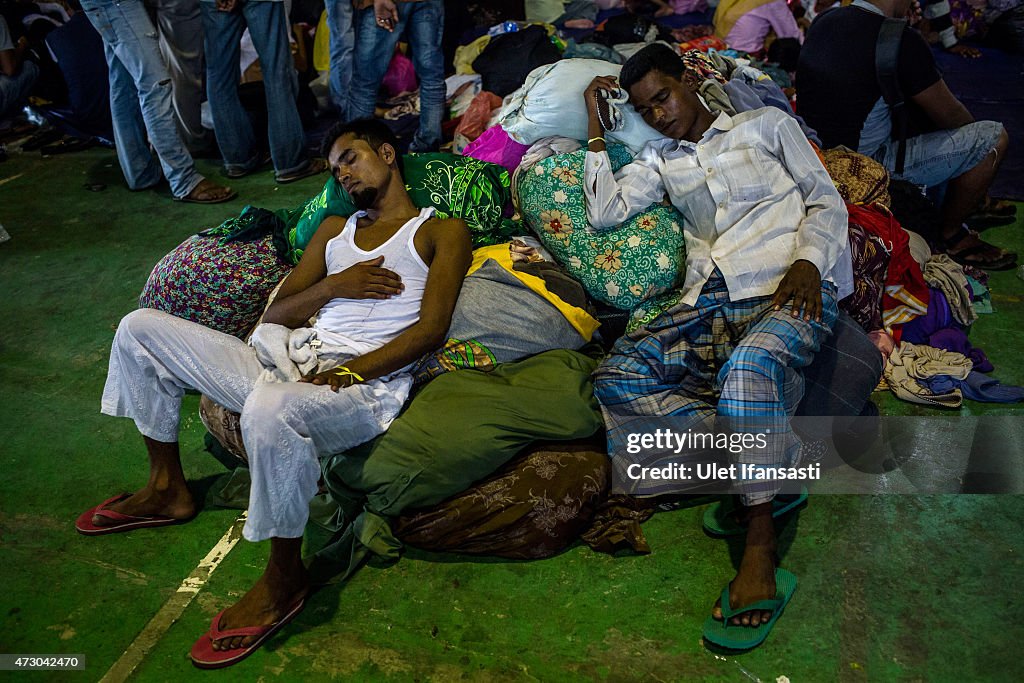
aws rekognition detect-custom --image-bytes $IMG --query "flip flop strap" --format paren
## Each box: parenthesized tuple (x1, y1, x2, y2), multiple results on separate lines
(773, 490, 807, 517)
(91, 493, 137, 522)
(209, 611, 273, 641)
(719, 585, 783, 628)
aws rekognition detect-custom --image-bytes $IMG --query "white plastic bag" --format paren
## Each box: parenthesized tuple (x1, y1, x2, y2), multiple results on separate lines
(495, 58, 666, 154)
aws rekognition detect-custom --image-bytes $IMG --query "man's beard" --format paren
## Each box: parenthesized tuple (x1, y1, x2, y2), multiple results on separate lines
(351, 186, 378, 210)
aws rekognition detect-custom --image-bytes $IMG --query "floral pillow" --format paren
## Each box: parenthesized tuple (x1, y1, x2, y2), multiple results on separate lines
(516, 148, 687, 310)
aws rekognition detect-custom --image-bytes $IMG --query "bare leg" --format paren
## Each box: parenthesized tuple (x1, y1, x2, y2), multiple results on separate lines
(91, 436, 196, 525)
(940, 128, 1010, 249)
(712, 501, 778, 627)
(210, 537, 310, 651)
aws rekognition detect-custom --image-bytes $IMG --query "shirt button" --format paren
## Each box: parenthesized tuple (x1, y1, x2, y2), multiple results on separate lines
(706, 167, 714, 175)
(718, 201, 725, 209)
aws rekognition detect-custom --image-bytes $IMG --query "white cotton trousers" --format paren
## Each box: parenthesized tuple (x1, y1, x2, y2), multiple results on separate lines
(101, 308, 411, 542)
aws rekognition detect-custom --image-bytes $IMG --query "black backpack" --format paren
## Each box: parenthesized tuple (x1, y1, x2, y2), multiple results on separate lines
(472, 26, 562, 98)
(875, 17, 908, 174)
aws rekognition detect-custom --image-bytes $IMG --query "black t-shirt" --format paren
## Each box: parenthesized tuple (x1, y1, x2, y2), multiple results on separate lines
(796, 5, 942, 150)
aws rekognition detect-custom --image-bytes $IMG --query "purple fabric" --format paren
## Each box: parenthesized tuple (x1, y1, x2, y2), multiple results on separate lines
(923, 373, 1024, 403)
(462, 126, 530, 173)
(901, 288, 954, 343)
(927, 329, 994, 373)
(725, 0, 802, 54)
(901, 287, 994, 373)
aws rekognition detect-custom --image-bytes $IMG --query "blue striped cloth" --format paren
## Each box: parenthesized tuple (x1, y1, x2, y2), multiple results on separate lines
(594, 271, 838, 505)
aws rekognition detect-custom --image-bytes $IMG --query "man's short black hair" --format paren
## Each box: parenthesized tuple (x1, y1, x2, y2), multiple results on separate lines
(320, 118, 403, 175)
(619, 43, 687, 93)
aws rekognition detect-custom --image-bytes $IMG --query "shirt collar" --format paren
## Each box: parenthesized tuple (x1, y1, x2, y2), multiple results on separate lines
(655, 110, 735, 155)
(707, 110, 735, 134)
(851, 0, 884, 16)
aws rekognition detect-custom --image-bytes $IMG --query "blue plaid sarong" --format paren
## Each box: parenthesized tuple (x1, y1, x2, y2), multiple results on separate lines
(594, 272, 839, 505)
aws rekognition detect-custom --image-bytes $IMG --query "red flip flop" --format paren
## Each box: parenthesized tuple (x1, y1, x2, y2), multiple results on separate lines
(190, 598, 306, 669)
(75, 493, 186, 535)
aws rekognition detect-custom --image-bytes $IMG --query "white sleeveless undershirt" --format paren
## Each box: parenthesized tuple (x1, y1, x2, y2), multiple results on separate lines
(313, 207, 434, 357)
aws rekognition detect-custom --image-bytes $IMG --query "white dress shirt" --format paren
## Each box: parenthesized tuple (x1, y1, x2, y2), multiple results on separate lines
(584, 106, 853, 307)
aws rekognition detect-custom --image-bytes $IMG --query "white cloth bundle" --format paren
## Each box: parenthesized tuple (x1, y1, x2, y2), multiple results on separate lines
(496, 58, 666, 154)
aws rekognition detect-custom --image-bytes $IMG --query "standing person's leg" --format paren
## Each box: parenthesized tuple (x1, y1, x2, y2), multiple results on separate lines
(324, 0, 355, 120)
(710, 285, 838, 628)
(106, 50, 164, 190)
(81, 0, 163, 190)
(83, 0, 232, 200)
(349, 3, 403, 121)
(201, 0, 260, 175)
(147, 0, 209, 154)
(404, 0, 445, 152)
(84, 308, 265, 529)
(97, 0, 207, 198)
(242, 0, 319, 180)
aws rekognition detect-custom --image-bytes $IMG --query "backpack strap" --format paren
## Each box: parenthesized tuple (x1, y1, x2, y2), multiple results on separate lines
(876, 17, 908, 175)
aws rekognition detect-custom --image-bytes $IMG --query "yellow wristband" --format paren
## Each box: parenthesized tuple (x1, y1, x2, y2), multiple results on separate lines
(588, 136, 606, 145)
(332, 366, 365, 384)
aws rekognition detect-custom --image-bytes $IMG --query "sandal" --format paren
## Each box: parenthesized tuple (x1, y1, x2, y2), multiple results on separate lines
(940, 228, 1017, 271)
(978, 196, 1017, 218)
(967, 198, 1018, 230)
(275, 158, 328, 185)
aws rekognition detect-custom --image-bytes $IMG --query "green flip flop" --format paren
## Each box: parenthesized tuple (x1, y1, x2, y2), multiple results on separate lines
(701, 487, 808, 537)
(703, 568, 798, 650)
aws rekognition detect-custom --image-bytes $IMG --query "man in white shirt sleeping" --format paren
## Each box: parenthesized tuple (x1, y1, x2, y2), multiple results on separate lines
(582, 43, 852, 648)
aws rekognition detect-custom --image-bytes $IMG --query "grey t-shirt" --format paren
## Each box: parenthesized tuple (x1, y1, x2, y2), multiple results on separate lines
(0, 17, 15, 53)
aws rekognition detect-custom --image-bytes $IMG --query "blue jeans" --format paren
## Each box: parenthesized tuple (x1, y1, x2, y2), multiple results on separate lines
(350, 0, 444, 152)
(80, 0, 202, 198)
(324, 0, 354, 119)
(200, 0, 308, 177)
(0, 61, 39, 120)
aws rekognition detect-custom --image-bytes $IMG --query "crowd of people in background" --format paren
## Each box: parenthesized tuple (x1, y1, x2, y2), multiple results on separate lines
(3, 0, 1020, 177)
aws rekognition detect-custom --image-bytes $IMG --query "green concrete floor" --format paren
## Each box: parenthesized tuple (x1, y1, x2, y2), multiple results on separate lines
(2, 146, 1023, 682)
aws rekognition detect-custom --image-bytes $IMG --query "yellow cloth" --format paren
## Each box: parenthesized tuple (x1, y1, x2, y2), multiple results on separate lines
(454, 34, 491, 75)
(313, 10, 330, 72)
(714, 0, 775, 39)
(884, 341, 972, 408)
(468, 245, 600, 341)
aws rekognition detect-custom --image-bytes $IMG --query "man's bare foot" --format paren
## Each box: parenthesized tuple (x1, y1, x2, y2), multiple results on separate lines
(210, 563, 309, 652)
(91, 486, 196, 528)
(712, 503, 778, 627)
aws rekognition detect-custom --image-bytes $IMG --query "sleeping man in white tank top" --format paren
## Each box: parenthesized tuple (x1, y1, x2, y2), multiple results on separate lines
(81, 119, 472, 669)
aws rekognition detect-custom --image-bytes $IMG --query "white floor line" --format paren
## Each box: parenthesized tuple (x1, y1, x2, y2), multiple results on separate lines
(99, 513, 247, 683)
